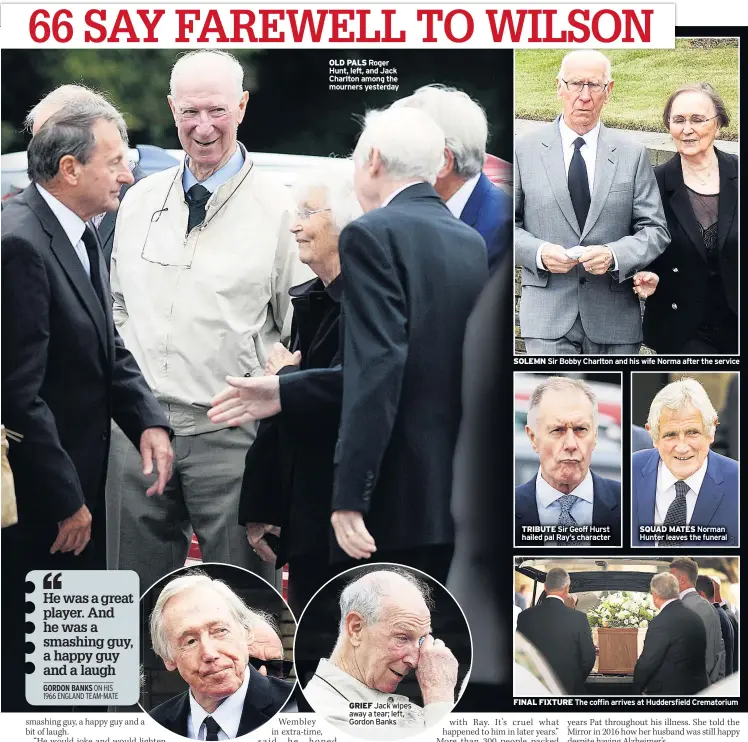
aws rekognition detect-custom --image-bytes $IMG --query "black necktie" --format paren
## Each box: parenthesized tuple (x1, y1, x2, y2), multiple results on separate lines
(81, 224, 105, 308)
(203, 716, 221, 741)
(187, 183, 212, 234)
(568, 136, 591, 232)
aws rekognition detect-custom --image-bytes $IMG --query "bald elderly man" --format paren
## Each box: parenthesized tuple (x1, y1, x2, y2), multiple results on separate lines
(302, 569, 458, 738)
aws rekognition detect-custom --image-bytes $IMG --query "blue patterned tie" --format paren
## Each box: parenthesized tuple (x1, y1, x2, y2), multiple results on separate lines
(557, 494, 579, 526)
(663, 480, 689, 526)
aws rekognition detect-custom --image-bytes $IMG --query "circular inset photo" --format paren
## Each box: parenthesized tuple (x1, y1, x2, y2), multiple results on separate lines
(295, 564, 472, 737)
(140, 564, 296, 739)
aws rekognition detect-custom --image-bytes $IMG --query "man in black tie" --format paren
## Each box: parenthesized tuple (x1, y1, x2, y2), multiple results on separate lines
(1, 99, 173, 711)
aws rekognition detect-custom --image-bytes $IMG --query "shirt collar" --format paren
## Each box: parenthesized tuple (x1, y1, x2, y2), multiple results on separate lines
(658, 454, 709, 496)
(445, 173, 481, 218)
(188, 666, 250, 740)
(536, 468, 594, 508)
(381, 181, 424, 208)
(679, 587, 697, 599)
(35, 184, 86, 249)
(546, 595, 565, 603)
(659, 598, 678, 611)
(559, 117, 601, 153)
(183, 145, 245, 194)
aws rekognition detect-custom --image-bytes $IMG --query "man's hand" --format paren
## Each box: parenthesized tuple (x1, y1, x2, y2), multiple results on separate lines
(265, 342, 301, 376)
(578, 245, 614, 275)
(140, 427, 174, 496)
(540, 243, 579, 274)
(51, 504, 92, 556)
(416, 635, 459, 705)
(331, 510, 376, 559)
(633, 271, 659, 299)
(208, 375, 282, 425)
(247, 522, 280, 563)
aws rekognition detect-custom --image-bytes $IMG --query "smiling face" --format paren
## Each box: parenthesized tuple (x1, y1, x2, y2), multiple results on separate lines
(557, 52, 613, 135)
(161, 585, 250, 712)
(526, 388, 598, 493)
(168, 66, 248, 182)
(290, 186, 340, 282)
(353, 589, 431, 694)
(668, 90, 720, 160)
(652, 404, 713, 480)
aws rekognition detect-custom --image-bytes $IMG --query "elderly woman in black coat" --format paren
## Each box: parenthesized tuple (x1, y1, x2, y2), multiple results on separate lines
(634, 83, 738, 354)
(237, 167, 361, 617)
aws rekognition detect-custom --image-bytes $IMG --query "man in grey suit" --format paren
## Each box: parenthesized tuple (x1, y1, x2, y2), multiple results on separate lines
(670, 558, 725, 685)
(515, 50, 670, 355)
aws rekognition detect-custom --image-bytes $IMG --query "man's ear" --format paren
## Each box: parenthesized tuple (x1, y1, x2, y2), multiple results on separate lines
(167, 95, 178, 124)
(437, 148, 455, 180)
(369, 149, 383, 179)
(58, 155, 80, 186)
(345, 611, 365, 647)
(236, 91, 249, 124)
(164, 657, 177, 672)
(525, 425, 538, 453)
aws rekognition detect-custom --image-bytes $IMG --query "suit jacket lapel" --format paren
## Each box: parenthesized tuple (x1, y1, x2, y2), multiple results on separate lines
(515, 476, 541, 526)
(691, 451, 725, 526)
(581, 125, 618, 241)
(164, 691, 191, 736)
(460, 173, 488, 227)
(638, 450, 659, 527)
(540, 120, 580, 235)
(237, 666, 275, 736)
(591, 472, 617, 525)
(96, 211, 116, 251)
(716, 148, 737, 252)
(27, 186, 110, 354)
(663, 156, 708, 262)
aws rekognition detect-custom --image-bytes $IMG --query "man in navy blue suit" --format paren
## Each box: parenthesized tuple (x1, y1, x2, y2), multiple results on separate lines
(632, 378, 739, 546)
(515, 376, 621, 545)
(396, 85, 512, 273)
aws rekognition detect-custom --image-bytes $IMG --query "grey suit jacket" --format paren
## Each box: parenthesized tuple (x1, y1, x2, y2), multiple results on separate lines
(681, 591, 726, 684)
(515, 117, 669, 343)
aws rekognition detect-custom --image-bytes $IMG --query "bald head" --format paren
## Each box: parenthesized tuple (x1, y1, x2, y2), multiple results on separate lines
(169, 50, 245, 99)
(27, 85, 111, 135)
(248, 617, 284, 661)
(558, 50, 612, 82)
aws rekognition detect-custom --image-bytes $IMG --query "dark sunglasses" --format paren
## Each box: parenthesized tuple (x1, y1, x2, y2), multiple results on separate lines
(248, 657, 294, 679)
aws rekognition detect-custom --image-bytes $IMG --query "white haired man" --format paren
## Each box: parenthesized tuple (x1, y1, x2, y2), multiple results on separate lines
(209, 106, 488, 582)
(515, 49, 669, 355)
(23, 84, 148, 264)
(148, 571, 294, 738)
(107, 50, 311, 591)
(302, 569, 458, 736)
(632, 378, 738, 545)
(395, 84, 512, 273)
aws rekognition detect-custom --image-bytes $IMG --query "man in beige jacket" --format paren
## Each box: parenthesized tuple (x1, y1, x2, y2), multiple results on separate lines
(108, 50, 309, 590)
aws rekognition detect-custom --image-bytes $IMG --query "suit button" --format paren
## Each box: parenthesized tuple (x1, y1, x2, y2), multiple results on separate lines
(579, 278, 587, 285)
(244, 373, 251, 377)
(101, 432, 109, 441)
(672, 267, 679, 273)
(671, 303, 678, 310)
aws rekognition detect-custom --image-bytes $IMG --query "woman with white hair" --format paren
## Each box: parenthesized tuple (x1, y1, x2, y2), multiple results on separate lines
(238, 166, 361, 617)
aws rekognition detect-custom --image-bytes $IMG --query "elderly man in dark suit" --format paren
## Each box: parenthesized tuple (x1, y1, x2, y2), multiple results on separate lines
(696, 575, 734, 676)
(633, 572, 708, 695)
(148, 572, 293, 738)
(210, 106, 488, 583)
(515, 50, 669, 355)
(515, 376, 621, 545)
(516, 567, 596, 694)
(395, 84, 512, 273)
(1, 98, 172, 711)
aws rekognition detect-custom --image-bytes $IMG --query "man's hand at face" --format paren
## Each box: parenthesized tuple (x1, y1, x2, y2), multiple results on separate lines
(331, 510, 376, 559)
(51, 504, 92, 556)
(140, 427, 174, 496)
(578, 245, 613, 275)
(415, 635, 458, 705)
(247, 522, 280, 563)
(208, 375, 282, 425)
(541, 243, 579, 274)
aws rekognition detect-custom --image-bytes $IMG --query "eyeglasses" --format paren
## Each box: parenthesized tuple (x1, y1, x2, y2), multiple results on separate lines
(295, 207, 331, 220)
(561, 79, 609, 94)
(248, 657, 294, 679)
(669, 114, 719, 127)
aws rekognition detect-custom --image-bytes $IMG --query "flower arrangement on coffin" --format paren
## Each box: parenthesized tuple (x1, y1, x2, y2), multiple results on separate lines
(587, 592, 656, 674)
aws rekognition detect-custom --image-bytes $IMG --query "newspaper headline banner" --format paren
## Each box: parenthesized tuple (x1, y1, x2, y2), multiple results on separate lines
(0, 4, 676, 48)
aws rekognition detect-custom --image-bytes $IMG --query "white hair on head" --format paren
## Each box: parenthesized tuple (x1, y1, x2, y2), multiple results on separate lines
(544, 567, 570, 592)
(650, 572, 679, 601)
(395, 84, 487, 179)
(353, 107, 446, 185)
(647, 377, 718, 441)
(558, 50, 612, 83)
(337, 568, 432, 636)
(25, 84, 111, 133)
(526, 376, 599, 431)
(149, 569, 255, 662)
(170, 50, 245, 99)
(292, 163, 362, 234)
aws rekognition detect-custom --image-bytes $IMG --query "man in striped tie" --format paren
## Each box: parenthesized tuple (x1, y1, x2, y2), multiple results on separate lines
(632, 378, 739, 546)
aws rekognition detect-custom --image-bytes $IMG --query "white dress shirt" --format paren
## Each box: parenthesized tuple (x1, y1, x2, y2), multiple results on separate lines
(535, 469, 594, 526)
(658, 598, 678, 612)
(381, 181, 424, 208)
(445, 173, 481, 218)
(187, 669, 250, 740)
(654, 457, 708, 525)
(36, 184, 90, 277)
(545, 594, 565, 603)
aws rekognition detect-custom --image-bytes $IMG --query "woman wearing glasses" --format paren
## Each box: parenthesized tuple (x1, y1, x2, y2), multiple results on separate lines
(637, 83, 738, 354)
(237, 167, 361, 618)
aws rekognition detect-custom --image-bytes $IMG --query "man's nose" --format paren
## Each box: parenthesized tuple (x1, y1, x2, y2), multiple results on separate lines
(119, 167, 135, 186)
(562, 428, 579, 450)
(578, 85, 593, 102)
(199, 637, 221, 661)
(290, 220, 302, 235)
